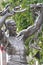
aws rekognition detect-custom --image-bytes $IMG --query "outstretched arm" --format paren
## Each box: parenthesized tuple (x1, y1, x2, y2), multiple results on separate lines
(17, 13, 43, 40)
(17, 3, 43, 40)
(0, 4, 11, 28)
(0, 4, 26, 29)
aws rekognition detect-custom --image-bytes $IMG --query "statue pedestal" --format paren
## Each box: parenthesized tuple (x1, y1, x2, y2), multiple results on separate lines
(0, 44, 7, 65)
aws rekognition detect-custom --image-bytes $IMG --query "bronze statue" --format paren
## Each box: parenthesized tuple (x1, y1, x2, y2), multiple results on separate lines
(4, 3, 43, 65)
(0, 3, 43, 65)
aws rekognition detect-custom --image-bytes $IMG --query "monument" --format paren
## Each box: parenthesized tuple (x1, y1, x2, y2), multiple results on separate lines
(0, 3, 43, 65)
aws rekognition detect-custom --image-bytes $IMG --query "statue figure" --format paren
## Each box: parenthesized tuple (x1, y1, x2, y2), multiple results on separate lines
(4, 3, 43, 65)
(0, 3, 43, 65)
